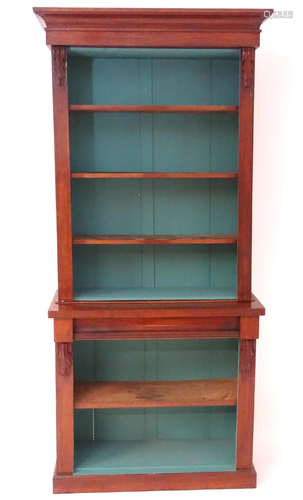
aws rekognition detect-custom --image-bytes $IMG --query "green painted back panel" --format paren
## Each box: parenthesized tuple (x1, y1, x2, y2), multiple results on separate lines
(74, 339, 238, 443)
(68, 47, 240, 59)
(72, 244, 237, 293)
(68, 50, 239, 107)
(71, 179, 143, 235)
(68, 49, 239, 300)
(74, 438, 236, 475)
(71, 179, 237, 235)
(69, 113, 238, 173)
(68, 50, 239, 173)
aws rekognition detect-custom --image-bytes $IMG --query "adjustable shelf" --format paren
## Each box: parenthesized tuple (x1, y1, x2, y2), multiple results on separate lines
(71, 172, 239, 178)
(69, 105, 239, 113)
(74, 378, 237, 408)
(72, 235, 238, 245)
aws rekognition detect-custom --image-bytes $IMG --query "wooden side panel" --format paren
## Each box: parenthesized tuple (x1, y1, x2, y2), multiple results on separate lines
(237, 48, 255, 300)
(236, 339, 256, 469)
(55, 340, 74, 475)
(52, 46, 73, 302)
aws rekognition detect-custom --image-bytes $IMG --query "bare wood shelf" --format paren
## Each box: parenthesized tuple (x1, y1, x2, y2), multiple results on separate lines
(69, 105, 239, 113)
(72, 235, 237, 245)
(74, 378, 237, 409)
(71, 172, 239, 179)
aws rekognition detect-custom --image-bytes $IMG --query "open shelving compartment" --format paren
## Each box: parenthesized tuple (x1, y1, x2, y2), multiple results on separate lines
(68, 47, 239, 302)
(73, 338, 239, 475)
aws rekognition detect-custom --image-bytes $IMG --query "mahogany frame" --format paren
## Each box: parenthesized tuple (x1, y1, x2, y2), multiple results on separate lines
(34, 7, 271, 494)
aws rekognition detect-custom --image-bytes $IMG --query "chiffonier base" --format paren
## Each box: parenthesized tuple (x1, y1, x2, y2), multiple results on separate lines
(50, 291, 264, 495)
(53, 466, 256, 493)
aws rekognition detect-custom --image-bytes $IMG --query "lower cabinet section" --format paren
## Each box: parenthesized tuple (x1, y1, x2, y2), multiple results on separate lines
(53, 317, 260, 492)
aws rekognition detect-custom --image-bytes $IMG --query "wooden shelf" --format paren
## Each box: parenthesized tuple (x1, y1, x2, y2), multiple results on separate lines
(73, 286, 237, 301)
(69, 105, 239, 113)
(71, 172, 238, 179)
(73, 235, 237, 245)
(74, 378, 237, 409)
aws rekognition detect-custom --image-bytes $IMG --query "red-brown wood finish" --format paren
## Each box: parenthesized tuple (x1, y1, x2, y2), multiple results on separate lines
(54, 319, 73, 342)
(73, 316, 240, 340)
(237, 47, 255, 300)
(69, 105, 238, 113)
(74, 378, 237, 408)
(71, 172, 239, 179)
(53, 468, 257, 494)
(55, 341, 74, 475)
(240, 316, 259, 339)
(33, 7, 270, 494)
(72, 235, 237, 245)
(236, 338, 256, 469)
(51, 46, 73, 302)
(33, 8, 272, 48)
(49, 290, 265, 320)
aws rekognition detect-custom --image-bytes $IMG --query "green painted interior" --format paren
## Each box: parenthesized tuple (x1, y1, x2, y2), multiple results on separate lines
(72, 244, 237, 300)
(71, 179, 237, 234)
(70, 113, 238, 174)
(68, 49, 240, 475)
(68, 51, 239, 173)
(74, 339, 239, 382)
(68, 47, 240, 59)
(74, 339, 238, 474)
(73, 287, 237, 301)
(74, 438, 236, 475)
(68, 49, 239, 108)
(71, 177, 238, 300)
(68, 48, 239, 300)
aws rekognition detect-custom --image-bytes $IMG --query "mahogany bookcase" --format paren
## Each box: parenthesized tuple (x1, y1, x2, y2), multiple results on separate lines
(33, 7, 271, 494)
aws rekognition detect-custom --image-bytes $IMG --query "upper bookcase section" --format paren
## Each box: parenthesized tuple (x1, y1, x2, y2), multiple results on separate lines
(33, 8, 273, 48)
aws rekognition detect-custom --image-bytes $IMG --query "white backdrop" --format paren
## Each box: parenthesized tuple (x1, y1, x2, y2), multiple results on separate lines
(1, 1, 301, 499)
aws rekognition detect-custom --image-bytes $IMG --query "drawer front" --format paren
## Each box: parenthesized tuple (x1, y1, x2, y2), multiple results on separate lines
(74, 317, 240, 340)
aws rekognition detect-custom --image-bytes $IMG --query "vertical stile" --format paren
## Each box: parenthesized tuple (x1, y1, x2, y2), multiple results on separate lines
(236, 335, 256, 469)
(55, 338, 74, 474)
(237, 47, 255, 300)
(52, 46, 73, 301)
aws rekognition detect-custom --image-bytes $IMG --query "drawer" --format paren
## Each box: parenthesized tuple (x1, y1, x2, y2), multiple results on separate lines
(73, 317, 240, 340)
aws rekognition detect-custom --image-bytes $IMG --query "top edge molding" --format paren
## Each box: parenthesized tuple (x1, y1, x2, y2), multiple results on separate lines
(33, 8, 273, 49)
(33, 7, 273, 16)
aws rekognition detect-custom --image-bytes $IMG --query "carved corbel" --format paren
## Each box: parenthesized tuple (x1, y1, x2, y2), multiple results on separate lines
(56, 342, 73, 376)
(53, 46, 66, 86)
